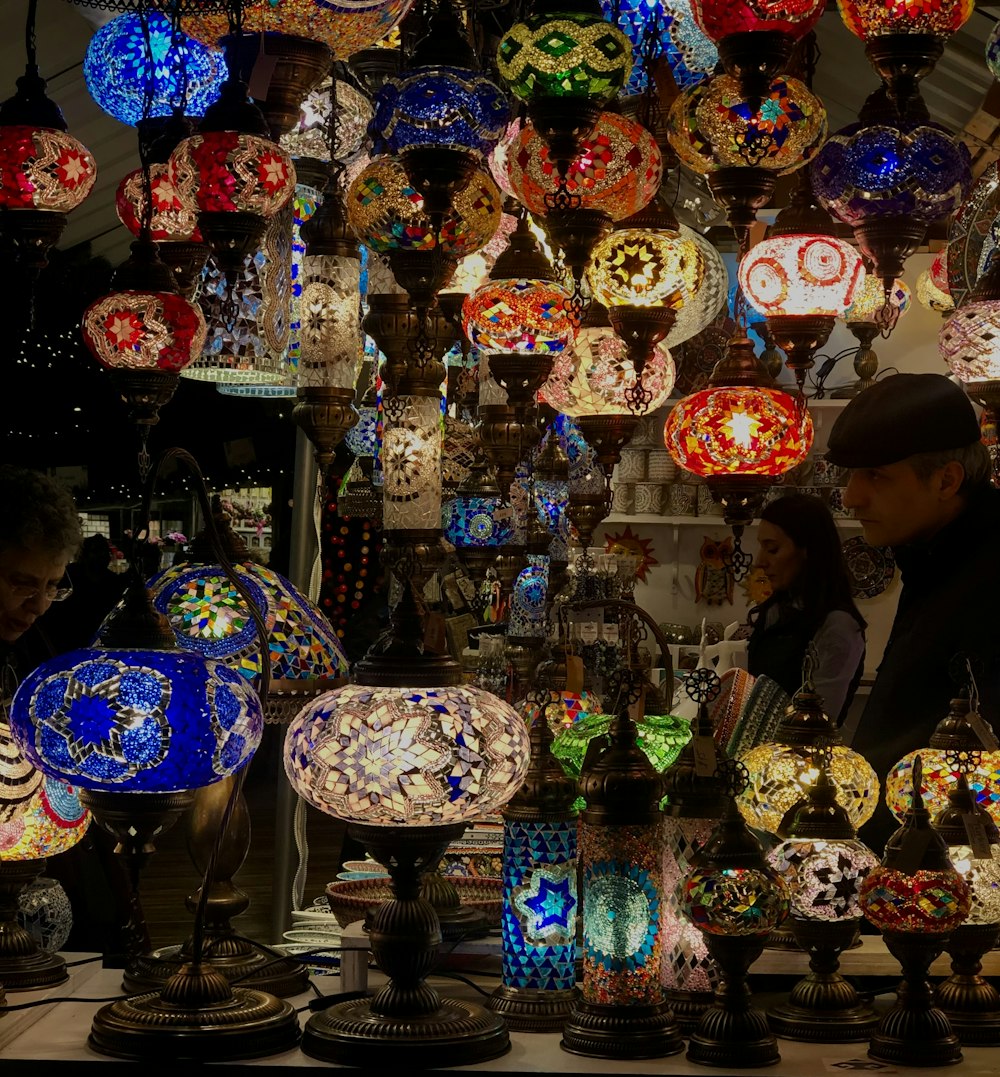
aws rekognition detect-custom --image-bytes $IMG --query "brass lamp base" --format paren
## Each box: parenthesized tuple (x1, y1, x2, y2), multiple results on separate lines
(90, 963, 300, 1062)
(561, 999, 684, 1059)
(0, 860, 67, 991)
(936, 922, 1000, 1046)
(666, 988, 714, 1036)
(488, 985, 579, 1033)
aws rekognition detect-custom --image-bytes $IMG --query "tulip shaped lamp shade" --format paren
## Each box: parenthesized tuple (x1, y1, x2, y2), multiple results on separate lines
(281, 77, 373, 164)
(0, 125, 97, 214)
(463, 278, 575, 355)
(838, 0, 973, 39)
(497, 12, 633, 102)
(84, 12, 226, 127)
(183, 0, 414, 58)
(552, 712, 692, 777)
(116, 164, 201, 242)
(10, 649, 262, 792)
(739, 235, 864, 317)
(347, 155, 502, 256)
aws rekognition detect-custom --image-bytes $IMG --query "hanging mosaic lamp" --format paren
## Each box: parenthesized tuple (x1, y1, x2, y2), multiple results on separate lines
(917, 248, 954, 315)
(739, 174, 864, 391)
(810, 86, 971, 293)
(280, 75, 373, 165)
(860, 757, 970, 1067)
(84, 11, 225, 127)
(663, 226, 728, 351)
(832, 269, 911, 397)
(667, 73, 826, 249)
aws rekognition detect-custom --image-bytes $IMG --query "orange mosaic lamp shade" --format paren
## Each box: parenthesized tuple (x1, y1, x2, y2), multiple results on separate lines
(836, 0, 973, 39)
(664, 386, 813, 477)
(739, 234, 864, 318)
(462, 277, 575, 355)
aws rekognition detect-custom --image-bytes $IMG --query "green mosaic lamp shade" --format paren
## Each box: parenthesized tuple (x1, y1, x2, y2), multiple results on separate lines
(552, 711, 691, 777)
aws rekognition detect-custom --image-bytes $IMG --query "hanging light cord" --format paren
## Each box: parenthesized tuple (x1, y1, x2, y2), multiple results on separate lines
(25, 0, 37, 72)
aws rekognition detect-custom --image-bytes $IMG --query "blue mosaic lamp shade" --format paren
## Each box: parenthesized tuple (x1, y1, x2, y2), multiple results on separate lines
(534, 478, 569, 544)
(372, 68, 510, 158)
(810, 120, 972, 227)
(9, 650, 262, 793)
(509, 555, 549, 639)
(501, 820, 578, 991)
(346, 406, 380, 458)
(147, 562, 350, 684)
(84, 12, 226, 126)
(444, 495, 514, 548)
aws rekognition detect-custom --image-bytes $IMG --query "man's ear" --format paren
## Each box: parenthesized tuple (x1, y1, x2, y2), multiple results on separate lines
(937, 459, 965, 501)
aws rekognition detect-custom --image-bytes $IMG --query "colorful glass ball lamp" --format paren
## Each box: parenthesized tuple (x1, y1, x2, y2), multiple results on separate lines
(84, 12, 225, 127)
(281, 76, 373, 164)
(284, 683, 531, 1064)
(918, 249, 954, 314)
(860, 757, 971, 1067)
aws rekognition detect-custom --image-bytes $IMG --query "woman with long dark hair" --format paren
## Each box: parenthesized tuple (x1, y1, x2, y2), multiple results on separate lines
(747, 493, 866, 723)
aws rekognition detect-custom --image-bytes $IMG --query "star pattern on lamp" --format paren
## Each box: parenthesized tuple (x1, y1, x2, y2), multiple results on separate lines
(57, 149, 91, 188)
(726, 409, 758, 449)
(104, 312, 144, 350)
(258, 154, 291, 195)
(513, 861, 578, 945)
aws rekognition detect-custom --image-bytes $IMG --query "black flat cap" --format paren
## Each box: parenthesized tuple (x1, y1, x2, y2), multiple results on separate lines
(826, 373, 980, 468)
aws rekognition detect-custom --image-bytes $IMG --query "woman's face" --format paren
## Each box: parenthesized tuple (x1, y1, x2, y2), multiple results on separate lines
(755, 520, 805, 595)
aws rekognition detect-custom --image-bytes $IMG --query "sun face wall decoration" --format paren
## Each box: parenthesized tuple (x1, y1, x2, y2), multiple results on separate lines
(604, 525, 658, 583)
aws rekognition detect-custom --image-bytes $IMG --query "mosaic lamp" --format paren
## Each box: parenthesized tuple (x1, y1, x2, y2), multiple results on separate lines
(84, 12, 225, 127)
(488, 685, 581, 1031)
(561, 670, 684, 1060)
(280, 75, 372, 165)
(931, 774, 1000, 1045)
(917, 248, 954, 315)
(810, 87, 971, 293)
(677, 759, 790, 1068)
(859, 756, 971, 1067)
(496, 1, 633, 180)
(834, 271, 911, 398)
(0, 723, 89, 993)
(765, 755, 881, 1042)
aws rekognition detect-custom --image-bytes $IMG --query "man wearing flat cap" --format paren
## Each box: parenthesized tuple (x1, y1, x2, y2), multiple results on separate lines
(826, 372, 1000, 853)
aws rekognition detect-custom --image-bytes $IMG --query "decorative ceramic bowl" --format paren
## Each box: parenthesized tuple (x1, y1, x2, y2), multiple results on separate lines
(325, 876, 504, 929)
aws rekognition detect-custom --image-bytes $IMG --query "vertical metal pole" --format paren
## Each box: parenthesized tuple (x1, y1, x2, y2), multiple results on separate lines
(270, 428, 318, 943)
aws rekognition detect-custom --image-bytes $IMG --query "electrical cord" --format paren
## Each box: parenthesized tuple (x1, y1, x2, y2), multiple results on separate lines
(62, 955, 104, 969)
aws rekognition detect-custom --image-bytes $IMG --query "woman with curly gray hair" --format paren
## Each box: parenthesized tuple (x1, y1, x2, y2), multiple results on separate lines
(0, 465, 81, 645)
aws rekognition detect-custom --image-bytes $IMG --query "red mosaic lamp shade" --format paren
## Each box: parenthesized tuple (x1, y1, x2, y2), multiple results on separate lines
(691, 0, 826, 41)
(739, 234, 864, 318)
(462, 277, 575, 355)
(837, 0, 973, 39)
(116, 164, 201, 242)
(502, 112, 662, 221)
(664, 384, 813, 478)
(0, 124, 96, 212)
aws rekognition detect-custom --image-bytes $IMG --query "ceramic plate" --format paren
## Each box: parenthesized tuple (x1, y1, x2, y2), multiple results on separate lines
(842, 536, 895, 600)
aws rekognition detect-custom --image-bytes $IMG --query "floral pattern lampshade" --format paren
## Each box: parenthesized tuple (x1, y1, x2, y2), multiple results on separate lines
(298, 254, 363, 390)
(84, 12, 225, 127)
(463, 278, 575, 355)
(497, 12, 633, 102)
(768, 839, 880, 921)
(183, 0, 414, 58)
(0, 125, 97, 212)
(281, 77, 373, 164)
(0, 726, 89, 861)
(844, 272, 910, 324)
(347, 155, 502, 255)
(284, 683, 532, 826)
(837, 0, 973, 39)
(115, 164, 201, 242)
(739, 234, 864, 318)
(148, 562, 349, 684)
(588, 226, 705, 310)
(667, 75, 826, 176)
(501, 112, 662, 222)
(10, 649, 263, 792)
(664, 386, 814, 478)
(81, 288, 207, 373)
(691, 0, 826, 40)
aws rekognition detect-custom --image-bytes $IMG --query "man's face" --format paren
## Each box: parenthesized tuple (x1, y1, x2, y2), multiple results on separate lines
(842, 460, 957, 548)
(0, 546, 70, 643)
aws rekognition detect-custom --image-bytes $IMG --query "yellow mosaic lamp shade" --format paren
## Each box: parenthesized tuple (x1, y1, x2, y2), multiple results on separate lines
(844, 272, 911, 324)
(588, 226, 705, 310)
(886, 750, 1000, 825)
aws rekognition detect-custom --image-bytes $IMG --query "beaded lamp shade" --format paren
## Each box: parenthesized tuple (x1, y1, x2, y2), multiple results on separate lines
(347, 155, 502, 255)
(886, 752, 1000, 825)
(552, 712, 692, 777)
(496, 12, 633, 102)
(281, 78, 373, 163)
(0, 728, 89, 861)
(463, 278, 575, 355)
(182, 0, 414, 58)
(860, 853, 970, 936)
(169, 130, 296, 218)
(148, 562, 349, 684)
(284, 683, 531, 825)
(116, 165, 201, 242)
(737, 744, 879, 834)
(502, 112, 662, 221)
(837, 0, 973, 39)
(588, 226, 705, 310)
(84, 12, 225, 126)
(10, 649, 262, 792)
(739, 235, 864, 317)
(667, 75, 826, 175)
(372, 68, 509, 159)
(603, 0, 716, 95)
(768, 839, 880, 921)
(520, 689, 604, 734)
(664, 227, 728, 350)
(811, 119, 971, 228)
(680, 864, 789, 935)
(691, 0, 826, 40)
(542, 329, 675, 416)
(82, 286, 208, 375)
(664, 386, 814, 478)
(844, 273, 910, 324)
(0, 125, 97, 212)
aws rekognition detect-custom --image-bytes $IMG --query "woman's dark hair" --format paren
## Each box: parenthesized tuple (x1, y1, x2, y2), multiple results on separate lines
(0, 465, 82, 560)
(754, 493, 865, 633)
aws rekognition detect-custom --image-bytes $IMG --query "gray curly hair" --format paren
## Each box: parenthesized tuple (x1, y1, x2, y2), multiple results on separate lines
(0, 466, 82, 561)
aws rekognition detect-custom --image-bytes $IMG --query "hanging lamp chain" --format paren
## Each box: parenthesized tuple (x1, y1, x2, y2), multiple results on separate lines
(25, 0, 37, 71)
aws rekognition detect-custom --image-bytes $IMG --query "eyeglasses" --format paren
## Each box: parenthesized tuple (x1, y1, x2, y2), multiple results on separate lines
(0, 569, 73, 603)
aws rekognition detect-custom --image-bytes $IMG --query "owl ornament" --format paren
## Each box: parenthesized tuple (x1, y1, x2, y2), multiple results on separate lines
(695, 536, 735, 606)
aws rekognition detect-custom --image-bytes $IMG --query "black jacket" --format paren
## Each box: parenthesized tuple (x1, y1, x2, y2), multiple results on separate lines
(852, 485, 1000, 854)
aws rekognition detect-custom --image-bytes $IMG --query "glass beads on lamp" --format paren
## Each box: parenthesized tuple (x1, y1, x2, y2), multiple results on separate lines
(680, 863, 790, 936)
(886, 751, 1000, 825)
(116, 164, 201, 242)
(691, 0, 825, 40)
(284, 684, 531, 826)
(768, 839, 879, 922)
(940, 297, 1000, 383)
(664, 228, 728, 350)
(444, 495, 514, 549)
(10, 650, 262, 792)
(739, 235, 864, 317)
(918, 251, 954, 314)
(520, 689, 604, 734)
(281, 77, 373, 164)
(84, 12, 225, 127)
(463, 278, 575, 355)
